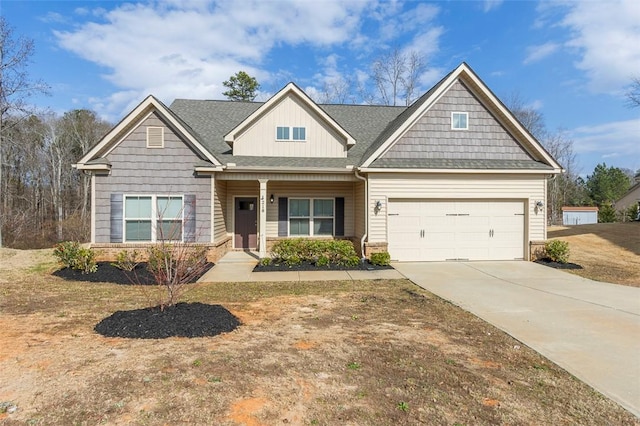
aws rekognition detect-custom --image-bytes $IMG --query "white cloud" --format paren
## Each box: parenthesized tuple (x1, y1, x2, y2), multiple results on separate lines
(523, 42, 560, 64)
(483, 0, 504, 13)
(559, 0, 640, 93)
(569, 119, 640, 159)
(54, 0, 374, 117)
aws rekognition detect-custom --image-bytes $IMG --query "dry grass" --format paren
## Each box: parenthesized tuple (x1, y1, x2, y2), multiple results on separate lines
(548, 223, 640, 287)
(0, 249, 638, 425)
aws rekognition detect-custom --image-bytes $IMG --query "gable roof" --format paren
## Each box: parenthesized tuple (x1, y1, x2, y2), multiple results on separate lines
(359, 62, 562, 172)
(223, 82, 356, 149)
(75, 95, 222, 169)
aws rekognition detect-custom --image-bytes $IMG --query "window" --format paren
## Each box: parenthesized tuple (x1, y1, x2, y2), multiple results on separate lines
(292, 127, 306, 141)
(124, 195, 183, 242)
(276, 126, 290, 140)
(451, 112, 468, 130)
(276, 126, 306, 141)
(289, 198, 333, 236)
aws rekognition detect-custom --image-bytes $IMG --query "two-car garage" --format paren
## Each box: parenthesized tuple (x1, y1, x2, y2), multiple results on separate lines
(387, 199, 525, 261)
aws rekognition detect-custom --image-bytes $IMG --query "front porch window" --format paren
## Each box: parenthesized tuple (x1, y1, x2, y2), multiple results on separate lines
(289, 198, 334, 236)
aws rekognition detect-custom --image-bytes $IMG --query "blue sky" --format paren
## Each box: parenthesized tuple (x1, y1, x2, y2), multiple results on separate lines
(3, 0, 639, 176)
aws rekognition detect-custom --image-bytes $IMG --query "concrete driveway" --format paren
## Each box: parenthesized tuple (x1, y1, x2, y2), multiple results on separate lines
(393, 261, 640, 418)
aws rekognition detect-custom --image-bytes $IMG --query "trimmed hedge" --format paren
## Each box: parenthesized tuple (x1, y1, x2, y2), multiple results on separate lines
(270, 239, 360, 267)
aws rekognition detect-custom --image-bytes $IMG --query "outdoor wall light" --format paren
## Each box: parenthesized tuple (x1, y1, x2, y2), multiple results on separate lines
(270, 194, 274, 204)
(535, 200, 544, 208)
(374, 200, 383, 214)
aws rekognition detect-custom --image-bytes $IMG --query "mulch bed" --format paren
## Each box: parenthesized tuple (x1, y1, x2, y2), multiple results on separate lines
(254, 259, 393, 272)
(534, 258, 583, 270)
(94, 302, 241, 339)
(52, 262, 213, 285)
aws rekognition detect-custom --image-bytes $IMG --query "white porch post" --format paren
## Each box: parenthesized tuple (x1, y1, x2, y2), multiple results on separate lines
(258, 179, 268, 258)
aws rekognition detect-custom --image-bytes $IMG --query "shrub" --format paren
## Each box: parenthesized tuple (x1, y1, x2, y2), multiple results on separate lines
(623, 204, 639, 222)
(545, 240, 570, 264)
(598, 202, 617, 223)
(370, 251, 391, 266)
(259, 257, 272, 266)
(53, 241, 97, 274)
(270, 238, 359, 267)
(146, 243, 209, 309)
(111, 249, 141, 271)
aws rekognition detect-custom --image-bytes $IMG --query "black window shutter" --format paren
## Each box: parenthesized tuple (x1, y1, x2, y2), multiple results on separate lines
(278, 197, 288, 236)
(335, 197, 345, 236)
(110, 193, 123, 243)
(184, 194, 196, 242)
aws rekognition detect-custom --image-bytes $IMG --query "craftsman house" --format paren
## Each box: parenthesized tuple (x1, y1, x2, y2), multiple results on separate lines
(74, 63, 562, 262)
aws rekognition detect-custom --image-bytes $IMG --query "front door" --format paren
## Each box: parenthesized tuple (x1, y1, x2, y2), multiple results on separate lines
(234, 197, 257, 249)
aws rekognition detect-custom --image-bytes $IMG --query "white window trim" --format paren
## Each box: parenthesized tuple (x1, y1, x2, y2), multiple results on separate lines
(275, 126, 307, 142)
(451, 112, 469, 130)
(146, 126, 165, 148)
(288, 198, 334, 237)
(123, 194, 184, 242)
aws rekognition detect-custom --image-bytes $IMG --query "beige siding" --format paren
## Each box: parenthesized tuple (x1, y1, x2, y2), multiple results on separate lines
(616, 185, 640, 211)
(233, 95, 348, 158)
(367, 173, 546, 247)
(384, 80, 533, 161)
(213, 179, 228, 243)
(354, 180, 366, 239)
(94, 112, 211, 243)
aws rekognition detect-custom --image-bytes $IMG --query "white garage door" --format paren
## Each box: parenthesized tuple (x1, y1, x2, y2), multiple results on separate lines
(387, 200, 525, 261)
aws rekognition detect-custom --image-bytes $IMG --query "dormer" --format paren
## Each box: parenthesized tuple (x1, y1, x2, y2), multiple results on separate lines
(224, 83, 355, 158)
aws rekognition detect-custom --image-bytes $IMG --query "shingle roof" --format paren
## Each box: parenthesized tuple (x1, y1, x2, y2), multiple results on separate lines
(368, 158, 554, 170)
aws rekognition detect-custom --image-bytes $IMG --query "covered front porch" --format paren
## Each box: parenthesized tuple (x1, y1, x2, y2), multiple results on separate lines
(212, 171, 365, 258)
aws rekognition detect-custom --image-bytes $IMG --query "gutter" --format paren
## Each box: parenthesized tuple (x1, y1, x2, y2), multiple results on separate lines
(354, 169, 367, 260)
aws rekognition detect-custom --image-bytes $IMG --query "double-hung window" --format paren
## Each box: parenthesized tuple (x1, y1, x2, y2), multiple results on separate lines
(289, 198, 334, 236)
(124, 195, 183, 242)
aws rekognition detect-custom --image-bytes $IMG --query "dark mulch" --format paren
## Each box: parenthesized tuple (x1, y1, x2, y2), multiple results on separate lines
(535, 258, 583, 270)
(94, 302, 241, 339)
(52, 262, 213, 285)
(254, 259, 393, 272)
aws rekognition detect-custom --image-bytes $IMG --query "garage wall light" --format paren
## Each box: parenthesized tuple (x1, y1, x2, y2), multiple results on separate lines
(535, 200, 544, 208)
(374, 200, 383, 214)
(270, 194, 274, 204)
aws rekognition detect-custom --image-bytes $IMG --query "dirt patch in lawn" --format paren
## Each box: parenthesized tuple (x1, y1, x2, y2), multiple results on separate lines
(548, 223, 640, 287)
(0, 249, 637, 425)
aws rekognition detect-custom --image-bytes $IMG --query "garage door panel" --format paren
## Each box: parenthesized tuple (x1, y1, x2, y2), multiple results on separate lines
(388, 199, 525, 261)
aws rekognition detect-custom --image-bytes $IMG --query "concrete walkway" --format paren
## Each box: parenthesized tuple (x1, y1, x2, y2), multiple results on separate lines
(198, 251, 403, 282)
(393, 261, 640, 418)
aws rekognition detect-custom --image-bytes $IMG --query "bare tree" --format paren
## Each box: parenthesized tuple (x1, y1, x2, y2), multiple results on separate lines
(626, 76, 640, 108)
(0, 17, 49, 247)
(504, 92, 546, 140)
(402, 51, 426, 106)
(318, 76, 355, 104)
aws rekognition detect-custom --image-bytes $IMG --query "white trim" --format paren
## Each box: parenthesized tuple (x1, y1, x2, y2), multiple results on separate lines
(358, 167, 560, 174)
(210, 175, 215, 244)
(122, 194, 184, 243)
(75, 95, 222, 167)
(224, 83, 355, 147)
(360, 63, 563, 171)
(451, 112, 468, 130)
(91, 175, 96, 244)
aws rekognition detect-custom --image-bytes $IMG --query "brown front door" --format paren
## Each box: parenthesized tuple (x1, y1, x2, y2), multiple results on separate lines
(234, 197, 257, 249)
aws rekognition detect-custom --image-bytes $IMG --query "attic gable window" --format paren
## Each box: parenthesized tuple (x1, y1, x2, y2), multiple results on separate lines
(276, 126, 306, 141)
(147, 126, 164, 148)
(451, 112, 468, 130)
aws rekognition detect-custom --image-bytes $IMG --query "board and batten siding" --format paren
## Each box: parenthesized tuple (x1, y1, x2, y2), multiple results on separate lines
(383, 81, 533, 161)
(232, 95, 348, 158)
(367, 173, 546, 244)
(94, 112, 211, 243)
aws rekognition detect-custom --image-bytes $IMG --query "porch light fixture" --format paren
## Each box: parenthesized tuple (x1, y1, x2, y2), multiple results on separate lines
(270, 194, 274, 204)
(535, 200, 544, 208)
(374, 200, 383, 214)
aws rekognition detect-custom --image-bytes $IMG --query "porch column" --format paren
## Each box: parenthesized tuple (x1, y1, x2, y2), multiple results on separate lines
(258, 179, 268, 258)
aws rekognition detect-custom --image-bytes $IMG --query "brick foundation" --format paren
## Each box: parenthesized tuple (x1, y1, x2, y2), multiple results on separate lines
(529, 240, 546, 261)
(363, 242, 388, 259)
(91, 237, 232, 263)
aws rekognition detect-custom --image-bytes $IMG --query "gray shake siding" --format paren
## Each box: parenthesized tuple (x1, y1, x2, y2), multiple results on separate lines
(94, 112, 211, 243)
(384, 81, 533, 161)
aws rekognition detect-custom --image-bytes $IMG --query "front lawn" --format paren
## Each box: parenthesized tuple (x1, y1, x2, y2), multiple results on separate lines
(0, 248, 636, 424)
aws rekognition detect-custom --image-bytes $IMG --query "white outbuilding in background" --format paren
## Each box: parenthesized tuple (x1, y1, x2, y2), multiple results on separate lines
(562, 206, 599, 225)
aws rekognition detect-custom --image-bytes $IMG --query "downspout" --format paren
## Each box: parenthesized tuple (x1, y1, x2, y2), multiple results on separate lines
(354, 169, 367, 260)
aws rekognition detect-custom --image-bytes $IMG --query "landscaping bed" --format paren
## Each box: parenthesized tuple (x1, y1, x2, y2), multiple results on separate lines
(534, 258, 583, 270)
(253, 259, 393, 272)
(52, 261, 213, 285)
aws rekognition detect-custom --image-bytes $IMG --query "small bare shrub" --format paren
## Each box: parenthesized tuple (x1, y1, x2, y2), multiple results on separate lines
(111, 249, 142, 271)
